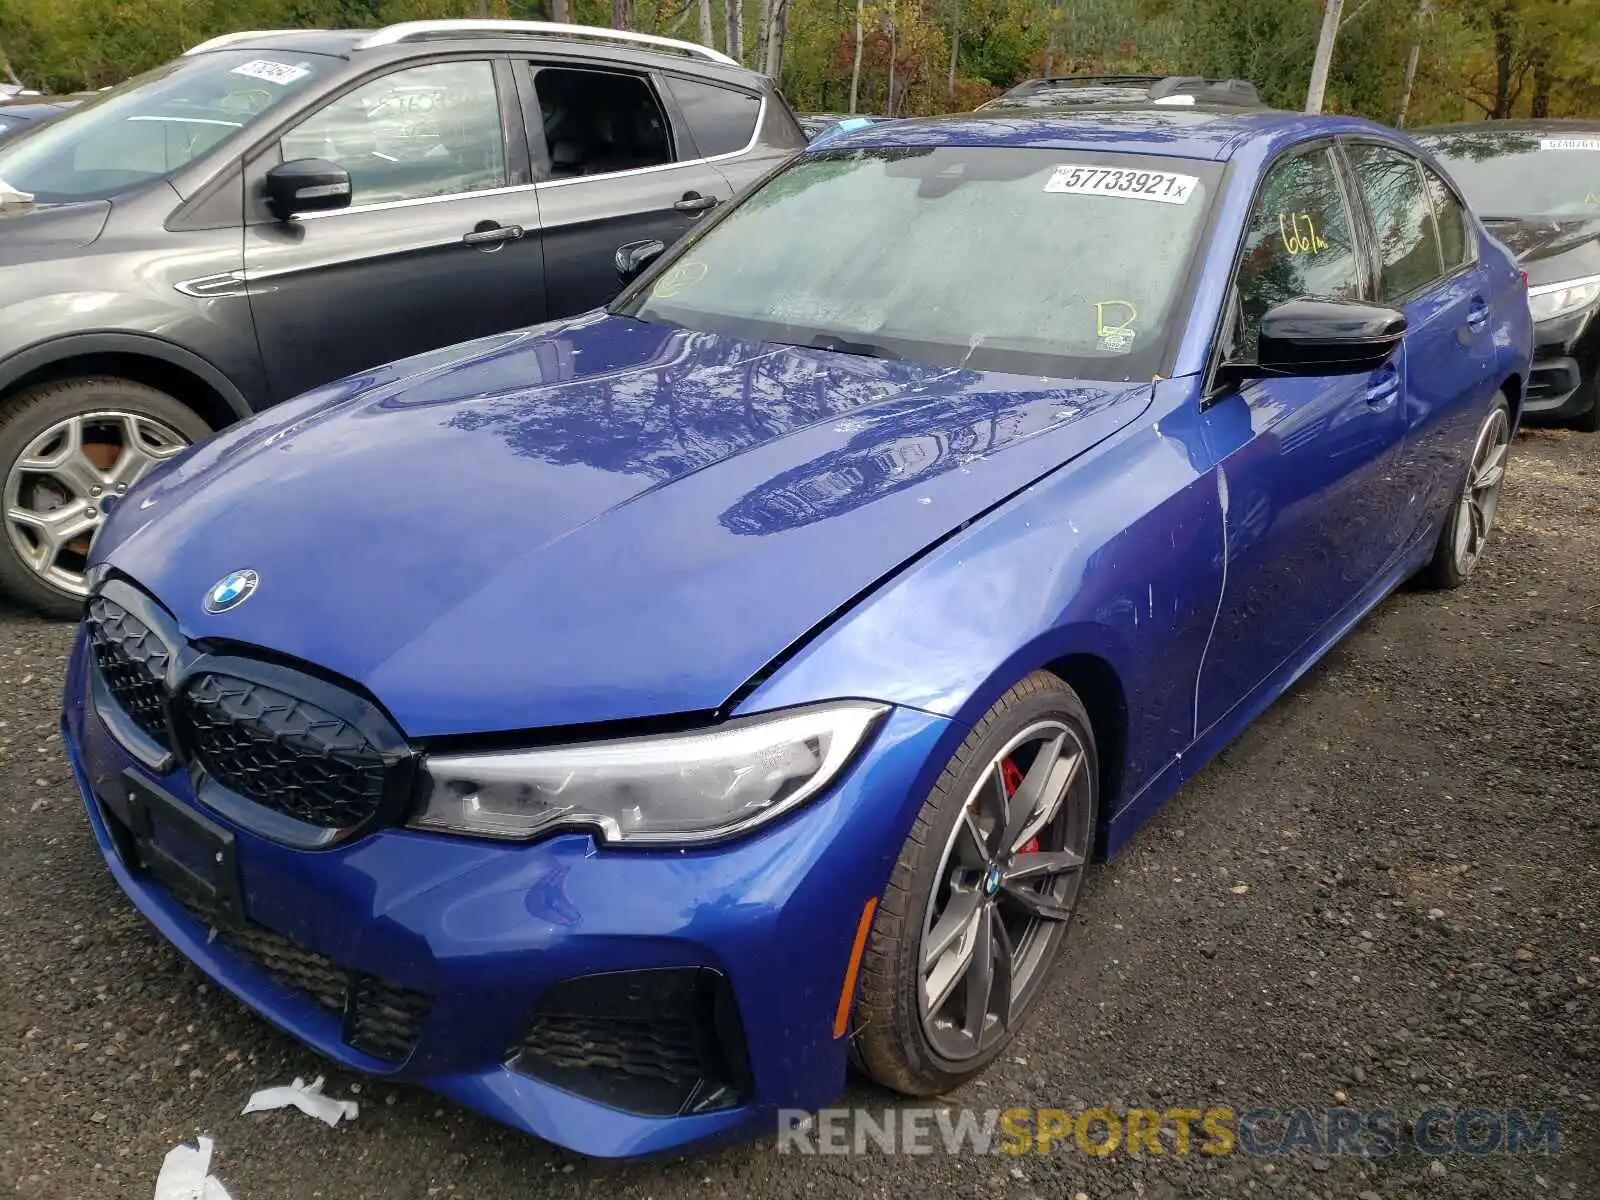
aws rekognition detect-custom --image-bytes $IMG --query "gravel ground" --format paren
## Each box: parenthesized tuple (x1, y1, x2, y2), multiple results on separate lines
(0, 428, 1595, 1200)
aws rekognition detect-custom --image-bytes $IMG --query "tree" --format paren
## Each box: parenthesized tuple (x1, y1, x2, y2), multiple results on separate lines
(849, 0, 864, 111)
(725, 0, 744, 63)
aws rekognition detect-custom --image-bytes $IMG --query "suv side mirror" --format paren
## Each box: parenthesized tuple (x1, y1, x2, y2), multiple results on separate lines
(615, 239, 665, 285)
(265, 158, 352, 220)
(1254, 298, 1407, 376)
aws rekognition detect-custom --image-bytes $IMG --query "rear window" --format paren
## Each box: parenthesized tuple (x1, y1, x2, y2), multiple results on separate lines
(1416, 128, 1600, 220)
(617, 145, 1222, 380)
(665, 77, 761, 158)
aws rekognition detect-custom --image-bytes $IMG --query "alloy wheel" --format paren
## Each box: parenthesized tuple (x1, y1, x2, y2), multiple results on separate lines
(918, 718, 1094, 1061)
(2, 410, 190, 598)
(1452, 405, 1510, 578)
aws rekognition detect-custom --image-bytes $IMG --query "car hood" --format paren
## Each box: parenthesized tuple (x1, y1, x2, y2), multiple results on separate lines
(100, 314, 1152, 737)
(1482, 216, 1600, 287)
(0, 196, 110, 250)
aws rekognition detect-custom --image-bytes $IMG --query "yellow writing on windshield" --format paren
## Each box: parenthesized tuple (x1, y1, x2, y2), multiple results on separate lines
(1279, 213, 1327, 255)
(655, 260, 709, 298)
(1095, 300, 1138, 336)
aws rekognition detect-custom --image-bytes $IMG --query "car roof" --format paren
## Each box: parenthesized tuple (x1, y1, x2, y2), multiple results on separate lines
(812, 108, 1398, 163)
(977, 75, 1264, 113)
(0, 100, 73, 119)
(1411, 118, 1600, 138)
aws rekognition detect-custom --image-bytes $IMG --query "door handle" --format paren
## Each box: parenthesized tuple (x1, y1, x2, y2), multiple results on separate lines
(674, 192, 719, 214)
(1366, 368, 1400, 409)
(1466, 297, 1490, 330)
(463, 223, 524, 248)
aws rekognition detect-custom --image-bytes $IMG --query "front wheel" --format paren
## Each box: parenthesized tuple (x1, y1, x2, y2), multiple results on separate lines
(850, 671, 1098, 1095)
(0, 378, 209, 617)
(1418, 394, 1511, 591)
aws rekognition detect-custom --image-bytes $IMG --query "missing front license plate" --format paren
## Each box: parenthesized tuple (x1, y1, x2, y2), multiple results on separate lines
(119, 771, 245, 924)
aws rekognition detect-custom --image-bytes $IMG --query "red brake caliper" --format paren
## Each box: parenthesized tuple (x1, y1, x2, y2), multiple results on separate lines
(1000, 759, 1039, 854)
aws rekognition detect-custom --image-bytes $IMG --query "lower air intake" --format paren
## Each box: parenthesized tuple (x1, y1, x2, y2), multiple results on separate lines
(508, 967, 751, 1117)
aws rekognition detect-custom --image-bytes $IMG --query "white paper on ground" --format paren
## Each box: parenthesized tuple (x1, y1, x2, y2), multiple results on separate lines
(153, 1136, 233, 1200)
(242, 1075, 359, 1127)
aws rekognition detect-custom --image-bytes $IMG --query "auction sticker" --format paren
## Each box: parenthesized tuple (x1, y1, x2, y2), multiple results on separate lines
(230, 60, 312, 86)
(1540, 137, 1600, 152)
(1044, 164, 1198, 204)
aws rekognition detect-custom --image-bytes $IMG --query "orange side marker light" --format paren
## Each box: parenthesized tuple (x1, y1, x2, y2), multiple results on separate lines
(833, 897, 879, 1038)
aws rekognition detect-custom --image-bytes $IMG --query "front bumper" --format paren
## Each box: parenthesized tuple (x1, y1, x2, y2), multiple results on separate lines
(1524, 309, 1598, 419)
(63, 631, 955, 1158)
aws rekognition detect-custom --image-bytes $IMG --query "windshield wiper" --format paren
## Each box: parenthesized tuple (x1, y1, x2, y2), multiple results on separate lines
(803, 334, 902, 360)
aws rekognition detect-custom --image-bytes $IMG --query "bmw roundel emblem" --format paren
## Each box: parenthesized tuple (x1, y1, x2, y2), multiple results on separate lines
(205, 569, 259, 614)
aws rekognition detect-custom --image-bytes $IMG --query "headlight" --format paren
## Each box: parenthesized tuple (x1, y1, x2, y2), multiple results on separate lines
(412, 701, 888, 845)
(1528, 274, 1600, 324)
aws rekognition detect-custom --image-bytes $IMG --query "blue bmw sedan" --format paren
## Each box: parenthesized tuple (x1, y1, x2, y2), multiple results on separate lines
(64, 107, 1531, 1158)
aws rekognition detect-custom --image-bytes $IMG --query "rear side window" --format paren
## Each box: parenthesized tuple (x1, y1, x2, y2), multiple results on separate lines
(532, 66, 672, 179)
(1230, 147, 1363, 359)
(1348, 144, 1444, 300)
(1422, 164, 1470, 271)
(664, 77, 760, 158)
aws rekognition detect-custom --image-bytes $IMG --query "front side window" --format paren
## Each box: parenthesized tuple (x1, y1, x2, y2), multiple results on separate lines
(280, 61, 506, 207)
(533, 67, 672, 179)
(1229, 148, 1363, 359)
(615, 146, 1222, 379)
(0, 50, 329, 202)
(1348, 144, 1444, 301)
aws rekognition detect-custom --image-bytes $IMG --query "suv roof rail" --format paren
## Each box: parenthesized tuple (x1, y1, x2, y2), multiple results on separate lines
(354, 19, 737, 65)
(184, 30, 322, 56)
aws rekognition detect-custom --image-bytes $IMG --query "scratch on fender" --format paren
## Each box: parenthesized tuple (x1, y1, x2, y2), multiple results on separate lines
(1192, 467, 1230, 741)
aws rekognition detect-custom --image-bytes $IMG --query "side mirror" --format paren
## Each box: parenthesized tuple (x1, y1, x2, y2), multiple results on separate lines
(1254, 298, 1407, 377)
(615, 239, 665, 285)
(265, 158, 352, 220)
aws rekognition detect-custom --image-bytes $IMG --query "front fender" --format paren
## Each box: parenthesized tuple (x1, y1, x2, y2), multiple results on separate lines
(736, 376, 1225, 819)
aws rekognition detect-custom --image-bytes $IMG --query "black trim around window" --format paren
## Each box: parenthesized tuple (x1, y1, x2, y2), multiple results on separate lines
(1338, 135, 1481, 308)
(1201, 137, 1368, 405)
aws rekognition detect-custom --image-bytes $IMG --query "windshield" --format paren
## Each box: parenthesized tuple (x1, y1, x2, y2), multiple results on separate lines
(0, 49, 331, 202)
(616, 146, 1220, 379)
(1416, 130, 1600, 220)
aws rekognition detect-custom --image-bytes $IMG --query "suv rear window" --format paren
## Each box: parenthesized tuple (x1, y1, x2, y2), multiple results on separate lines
(665, 77, 762, 158)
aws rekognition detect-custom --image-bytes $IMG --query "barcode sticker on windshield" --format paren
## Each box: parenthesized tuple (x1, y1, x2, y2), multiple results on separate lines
(1044, 164, 1199, 204)
(230, 60, 311, 86)
(1541, 137, 1600, 152)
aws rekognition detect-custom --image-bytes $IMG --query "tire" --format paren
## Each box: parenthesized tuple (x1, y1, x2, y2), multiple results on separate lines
(1418, 393, 1512, 591)
(850, 670, 1098, 1095)
(0, 377, 210, 618)
(1569, 374, 1600, 433)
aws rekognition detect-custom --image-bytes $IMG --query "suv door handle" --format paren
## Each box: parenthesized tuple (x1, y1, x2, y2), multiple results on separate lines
(674, 192, 719, 214)
(463, 222, 524, 249)
(1466, 297, 1490, 329)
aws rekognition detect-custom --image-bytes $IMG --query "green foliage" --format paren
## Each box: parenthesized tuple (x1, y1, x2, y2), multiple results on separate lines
(1, 0, 1595, 120)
